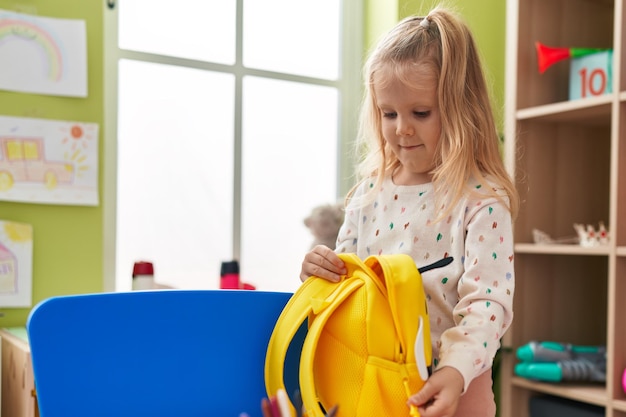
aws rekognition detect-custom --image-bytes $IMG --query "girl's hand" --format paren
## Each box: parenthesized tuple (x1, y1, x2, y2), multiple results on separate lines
(300, 245, 346, 282)
(407, 367, 464, 417)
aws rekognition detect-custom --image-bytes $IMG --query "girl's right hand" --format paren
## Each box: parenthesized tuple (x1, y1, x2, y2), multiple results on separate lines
(300, 245, 347, 282)
(407, 367, 464, 417)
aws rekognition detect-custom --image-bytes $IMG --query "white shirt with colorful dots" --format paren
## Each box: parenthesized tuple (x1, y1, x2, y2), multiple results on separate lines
(335, 175, 515, 392)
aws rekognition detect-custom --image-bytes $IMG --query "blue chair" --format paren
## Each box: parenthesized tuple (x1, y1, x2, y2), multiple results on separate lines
(27, 290, 304, 417)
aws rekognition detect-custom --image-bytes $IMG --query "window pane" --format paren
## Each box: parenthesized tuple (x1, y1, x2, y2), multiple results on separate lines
(119, 0, 236, 64)
(243, 0, 340, 79)
(241, 77, 338, 292)
(116, 60, 235, 290)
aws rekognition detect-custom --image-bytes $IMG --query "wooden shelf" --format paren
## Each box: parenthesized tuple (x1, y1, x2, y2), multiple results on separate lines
(613, 399, 626, 412)
(516, 96, 612, 125)
(502, 0, 624, 416)
(511, 377, 608, 407)
(515, 243, 611, 256)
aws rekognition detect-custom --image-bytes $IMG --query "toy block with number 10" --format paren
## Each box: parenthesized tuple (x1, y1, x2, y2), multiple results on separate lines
(569, 50, 613, 100)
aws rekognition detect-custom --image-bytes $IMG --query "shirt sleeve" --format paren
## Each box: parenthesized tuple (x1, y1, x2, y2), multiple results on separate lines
(435, 197, 515, 392)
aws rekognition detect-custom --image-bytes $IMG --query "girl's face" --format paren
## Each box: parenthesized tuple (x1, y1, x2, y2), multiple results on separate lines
(373, 65, 441, 185)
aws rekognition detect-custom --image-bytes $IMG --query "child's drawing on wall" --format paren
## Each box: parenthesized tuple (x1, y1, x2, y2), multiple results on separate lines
(0, 115, 98, 206)
(0, 8, 88, 97)
(0, 220, 32, 307)
(0, 241, 17, 292)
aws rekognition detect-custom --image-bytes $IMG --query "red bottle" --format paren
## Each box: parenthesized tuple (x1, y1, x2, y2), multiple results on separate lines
(220, 260, 256, 290)
(132, 261, 155, 290)
(220, 260, 241, 289)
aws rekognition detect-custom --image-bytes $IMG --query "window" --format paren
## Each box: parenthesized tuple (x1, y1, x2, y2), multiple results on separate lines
(104, 1, 362, 292)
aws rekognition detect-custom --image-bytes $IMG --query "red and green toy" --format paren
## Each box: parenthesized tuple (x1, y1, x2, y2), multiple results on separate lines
(535, 41, 610, 73)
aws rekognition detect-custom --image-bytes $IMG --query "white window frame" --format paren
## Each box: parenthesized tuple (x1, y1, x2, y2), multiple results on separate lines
(103, 0, 363, 291)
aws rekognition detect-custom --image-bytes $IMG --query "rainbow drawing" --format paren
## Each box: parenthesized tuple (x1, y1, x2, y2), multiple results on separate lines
(0, 14, 63, 81)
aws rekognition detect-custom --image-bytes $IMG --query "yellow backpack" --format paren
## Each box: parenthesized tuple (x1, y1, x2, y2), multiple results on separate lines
(265, 253, 452, 417)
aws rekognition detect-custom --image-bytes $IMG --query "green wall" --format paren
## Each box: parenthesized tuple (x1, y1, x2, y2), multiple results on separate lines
(0, 0, 104, 326)
(0, 0, 505, 327)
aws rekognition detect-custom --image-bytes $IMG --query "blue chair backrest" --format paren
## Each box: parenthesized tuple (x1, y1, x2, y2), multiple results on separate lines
(27, 290, 303, 417)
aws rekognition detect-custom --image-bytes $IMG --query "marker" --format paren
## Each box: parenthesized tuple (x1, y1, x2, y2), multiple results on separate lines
(325, 404, 339, 417)
(270, 395, 281, 417)
(261, 398, 273, 417)
(276, 388, 292, 417)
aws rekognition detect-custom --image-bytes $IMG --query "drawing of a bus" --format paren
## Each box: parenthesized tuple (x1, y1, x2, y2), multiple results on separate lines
(0, 136, 74, 191)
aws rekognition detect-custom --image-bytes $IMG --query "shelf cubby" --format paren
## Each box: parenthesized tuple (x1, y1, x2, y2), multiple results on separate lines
(502, 0, 624, 416)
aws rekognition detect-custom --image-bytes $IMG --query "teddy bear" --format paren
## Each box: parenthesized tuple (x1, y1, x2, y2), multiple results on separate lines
(304, 202, 344, 250)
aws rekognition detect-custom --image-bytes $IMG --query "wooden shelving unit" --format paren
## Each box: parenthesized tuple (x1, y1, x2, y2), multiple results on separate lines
(501, 0, 626, 416)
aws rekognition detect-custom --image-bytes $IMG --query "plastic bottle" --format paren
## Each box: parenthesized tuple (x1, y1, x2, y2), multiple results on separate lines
(220, 260, 256, 290)
(132, 261, 155, 290)
(220, 260, 241, 289)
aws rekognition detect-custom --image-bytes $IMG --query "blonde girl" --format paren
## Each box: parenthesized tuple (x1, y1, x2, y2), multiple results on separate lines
(300, 5, 518, 417)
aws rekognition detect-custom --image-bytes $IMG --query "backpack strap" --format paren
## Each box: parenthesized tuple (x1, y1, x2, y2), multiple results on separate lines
(366, 255, 418, 362)
(265, 253, 366, 416)
(369, 254, 432, 381)
(363, 255, 452, 382)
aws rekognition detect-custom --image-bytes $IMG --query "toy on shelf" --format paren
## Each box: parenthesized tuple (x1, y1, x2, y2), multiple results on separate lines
(515, 340, 606, 383)
(532, 222, 609, 247)
(574, 222, 609, 247)
(535, 41, 613, 99)
(535, 42, 610, 74)
(532, 229, 578, 245)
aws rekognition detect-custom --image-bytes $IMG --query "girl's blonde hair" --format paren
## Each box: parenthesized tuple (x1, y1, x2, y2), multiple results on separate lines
(351, 5, 519, 220)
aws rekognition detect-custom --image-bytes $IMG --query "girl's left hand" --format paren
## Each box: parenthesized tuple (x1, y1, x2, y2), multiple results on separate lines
(407, 367, 464, 417)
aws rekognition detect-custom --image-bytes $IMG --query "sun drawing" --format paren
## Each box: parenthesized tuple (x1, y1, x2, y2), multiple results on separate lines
(60, 123, 96, 178)
(2, 221, 32, 243)
(60, 123, 96, 150)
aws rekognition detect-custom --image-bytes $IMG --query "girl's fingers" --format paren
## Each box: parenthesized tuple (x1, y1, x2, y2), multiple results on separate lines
(300, 246, 346, 282)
